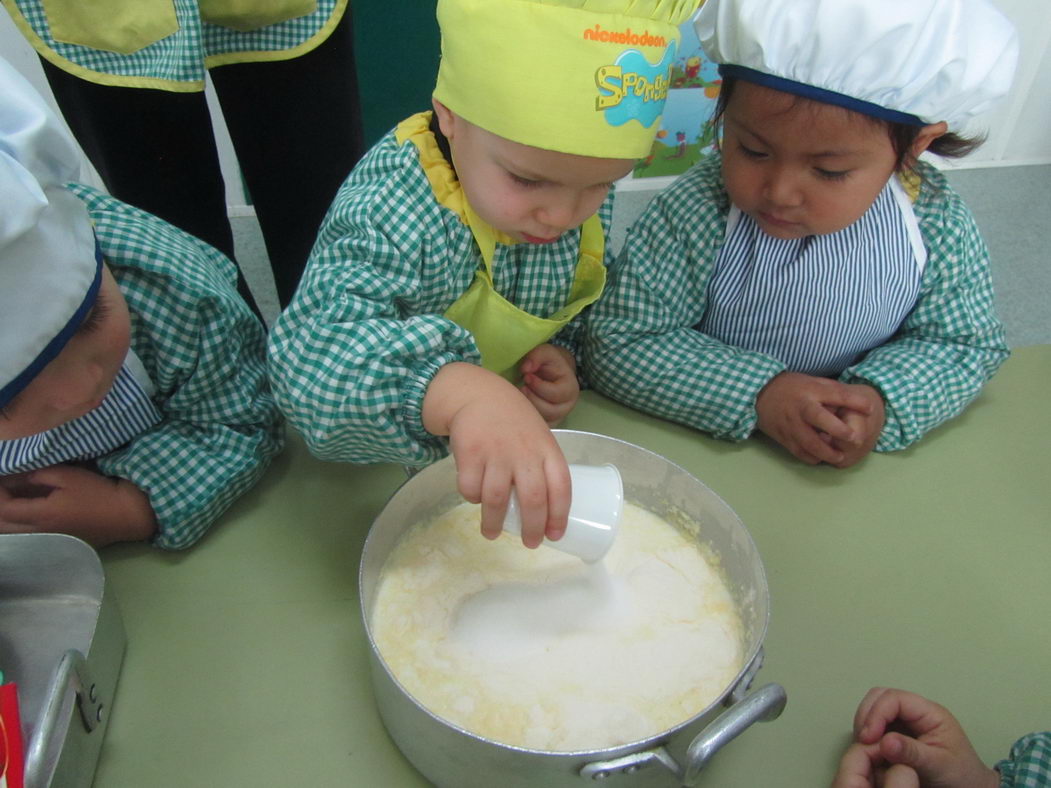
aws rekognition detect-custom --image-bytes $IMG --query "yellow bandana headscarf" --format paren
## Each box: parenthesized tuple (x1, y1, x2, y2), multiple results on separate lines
(433, 0, 702, 159)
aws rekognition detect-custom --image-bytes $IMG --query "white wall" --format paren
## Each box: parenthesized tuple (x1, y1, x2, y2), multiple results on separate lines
(949, 0, 1051, 169)
(2, 0, 1048, 211)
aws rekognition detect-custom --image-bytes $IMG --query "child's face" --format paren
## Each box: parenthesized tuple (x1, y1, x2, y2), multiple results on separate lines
(720, 82, 899, 239)
(0, 265, 131, 440)
(433, 101, 635, 243)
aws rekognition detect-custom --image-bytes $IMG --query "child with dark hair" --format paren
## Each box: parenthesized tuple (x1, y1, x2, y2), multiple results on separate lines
(583, 0, 1018, 468)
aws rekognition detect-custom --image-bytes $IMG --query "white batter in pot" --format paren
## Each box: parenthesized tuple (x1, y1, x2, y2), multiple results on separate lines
(371, 501, 744, 752)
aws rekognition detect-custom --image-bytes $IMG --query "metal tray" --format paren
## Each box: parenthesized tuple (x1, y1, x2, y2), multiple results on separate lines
(0, 534, 126, 788)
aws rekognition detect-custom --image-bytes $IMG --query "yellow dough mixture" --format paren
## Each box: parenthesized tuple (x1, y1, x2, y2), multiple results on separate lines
(371, 501, 744, 751)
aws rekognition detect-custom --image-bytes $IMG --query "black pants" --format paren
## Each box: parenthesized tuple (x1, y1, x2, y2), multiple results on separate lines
(41, 9, 364, 309)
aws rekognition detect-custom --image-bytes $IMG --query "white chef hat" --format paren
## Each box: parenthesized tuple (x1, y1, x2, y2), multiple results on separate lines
(0, 56, 100, 409)
(695, 0, 1019, 132)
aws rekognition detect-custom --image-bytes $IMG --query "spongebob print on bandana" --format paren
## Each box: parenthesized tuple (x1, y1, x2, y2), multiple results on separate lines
(594, 41, 677, 130)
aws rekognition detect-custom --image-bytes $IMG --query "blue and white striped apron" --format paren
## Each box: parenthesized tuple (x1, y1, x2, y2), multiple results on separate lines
(0, 349, 162, 475)
(697, 176, 926, 377)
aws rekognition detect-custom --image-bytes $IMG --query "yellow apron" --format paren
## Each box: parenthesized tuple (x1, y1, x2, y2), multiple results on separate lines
(444, 205, 606, 380)
(40, 0, 315, 55)
(397, 111, 607, 381)
(197, 0, 316, 32)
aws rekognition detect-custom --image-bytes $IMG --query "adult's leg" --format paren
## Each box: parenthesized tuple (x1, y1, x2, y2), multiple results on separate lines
(210, 8, 365, 306)
(38, 60, 262, 315)
(39, 60, 235, 258)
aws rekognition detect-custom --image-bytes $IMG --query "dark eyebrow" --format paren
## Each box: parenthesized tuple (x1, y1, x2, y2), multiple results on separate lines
(499, 158, 624, 189)
(731, 117, 861, 159)
(729, 116, 772, 148)
(808, 149, 859, 159)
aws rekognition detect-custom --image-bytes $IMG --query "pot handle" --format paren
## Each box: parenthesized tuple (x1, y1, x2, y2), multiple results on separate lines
(578, 682, 787, 784)
(678, 682, 787, 785)
(24, 649, 105, 788)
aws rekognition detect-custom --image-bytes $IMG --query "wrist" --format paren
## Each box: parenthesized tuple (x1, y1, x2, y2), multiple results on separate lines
(113, 478, 158, 543)
(550, 344, 577, 373)
(756, 370, 792, 406)
(754, 371, 789, 424)
(421, 362, 519, 436)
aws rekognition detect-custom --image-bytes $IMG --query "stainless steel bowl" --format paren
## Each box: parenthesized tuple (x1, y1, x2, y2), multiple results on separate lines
(360, 430, 786, 787)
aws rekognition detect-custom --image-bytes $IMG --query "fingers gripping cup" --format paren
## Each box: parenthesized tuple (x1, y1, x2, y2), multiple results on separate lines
(503, 464, 624, 563)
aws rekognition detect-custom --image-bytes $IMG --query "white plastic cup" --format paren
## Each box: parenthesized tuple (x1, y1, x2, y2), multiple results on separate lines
(503, 464, 624, 563)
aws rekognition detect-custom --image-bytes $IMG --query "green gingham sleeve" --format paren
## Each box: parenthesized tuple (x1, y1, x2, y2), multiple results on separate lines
(267, 137, 481, 467)
(582, 158, 785, 439)
(72, 186, 284, 550)
(996, 733, 1051, 787)
(842, 163, 1009, 452)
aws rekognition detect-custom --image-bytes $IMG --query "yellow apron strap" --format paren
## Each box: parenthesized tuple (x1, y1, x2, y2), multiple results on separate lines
(462, 200, 498, 282)
(579, 213, 604, 263)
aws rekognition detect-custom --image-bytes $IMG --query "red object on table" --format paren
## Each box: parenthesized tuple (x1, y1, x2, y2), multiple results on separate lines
(0, 682, 25, 788)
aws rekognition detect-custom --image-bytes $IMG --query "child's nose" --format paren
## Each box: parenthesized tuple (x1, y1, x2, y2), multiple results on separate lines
(536, 194, 583, 233)
(762, 167, 802, 207)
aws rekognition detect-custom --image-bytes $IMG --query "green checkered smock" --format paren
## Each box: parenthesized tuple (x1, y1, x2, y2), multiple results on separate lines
(71, 184, 284, 549)
(267, 120, 615, 468)
(582, 155, 1008, 453)
(997, 733, 1051, 787)
(2, 0, 345, 90)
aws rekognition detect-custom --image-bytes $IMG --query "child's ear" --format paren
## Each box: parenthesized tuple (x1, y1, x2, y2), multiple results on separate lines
(909, 121, 949, 161)
(431, 98, 457, 140)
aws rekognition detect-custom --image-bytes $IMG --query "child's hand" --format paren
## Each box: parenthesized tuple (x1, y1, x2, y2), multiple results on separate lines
(834, 741, 922, 788)
(828, 386, 886, 468)
(0, 465, 157, 547)
(422, 362, 571, 548)
(831, 687, 999, 788)
(518, 344, 579, 427)
(756, 372, 874, 466)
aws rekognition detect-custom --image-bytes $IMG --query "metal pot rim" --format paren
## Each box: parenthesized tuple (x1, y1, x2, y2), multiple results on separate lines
(358, 429, 771, 758)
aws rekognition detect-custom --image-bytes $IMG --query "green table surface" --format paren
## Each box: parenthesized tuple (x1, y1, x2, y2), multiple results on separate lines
(94, 345, 1051, 787)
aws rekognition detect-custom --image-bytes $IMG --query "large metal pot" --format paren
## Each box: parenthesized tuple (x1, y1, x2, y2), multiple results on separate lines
(360, 430, 786, 787)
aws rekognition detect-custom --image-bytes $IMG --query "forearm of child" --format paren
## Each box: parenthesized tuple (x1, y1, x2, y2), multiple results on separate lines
(585, 318, 788, 440)
(0, 465, 157, 547)
(422, 361, 571, 547)
(113, 478, 158, 542)
(844, 335, 1006, 452)
(97, 415, 282, 550)
(995, 733, 1051, 788)
(268, 247, 480, 467)
(842, 202, 1008, 451)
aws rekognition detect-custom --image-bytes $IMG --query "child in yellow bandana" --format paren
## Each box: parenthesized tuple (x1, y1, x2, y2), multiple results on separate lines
(269, 0, 699, 546)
